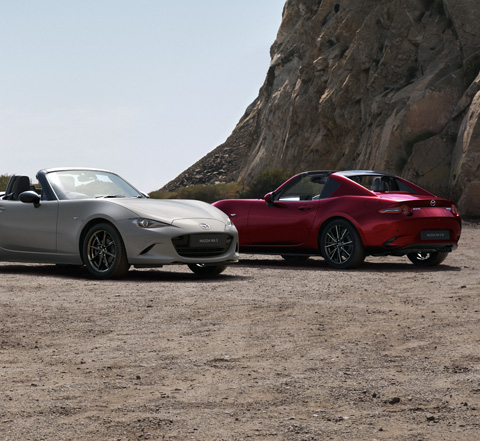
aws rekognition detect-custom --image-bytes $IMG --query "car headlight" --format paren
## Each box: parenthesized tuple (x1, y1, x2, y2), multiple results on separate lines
(225, 216, 233, 227)
(131, 218, 170, 229)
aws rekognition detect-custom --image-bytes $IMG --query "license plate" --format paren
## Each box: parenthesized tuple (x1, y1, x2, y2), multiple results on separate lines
(190, 234, 226, 248)
(420, 230, 450, 240)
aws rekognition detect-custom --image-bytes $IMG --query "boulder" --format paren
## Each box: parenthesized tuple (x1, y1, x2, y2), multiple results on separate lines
(165, 0, 480, 216)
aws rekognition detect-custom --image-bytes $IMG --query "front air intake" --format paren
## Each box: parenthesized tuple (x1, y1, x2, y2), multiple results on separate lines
(172, 234, 233, 258)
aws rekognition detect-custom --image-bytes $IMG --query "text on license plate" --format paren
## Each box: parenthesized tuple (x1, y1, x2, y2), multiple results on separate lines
(420, 230, 450, 240)
(190, 234, 226, 248)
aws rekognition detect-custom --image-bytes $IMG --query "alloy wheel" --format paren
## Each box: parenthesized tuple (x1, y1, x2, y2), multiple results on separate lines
(320, 219, 365, 269)
(87, 229, 117, 273)
(323, 224, 354, 265)
(82, 222, 129, 279)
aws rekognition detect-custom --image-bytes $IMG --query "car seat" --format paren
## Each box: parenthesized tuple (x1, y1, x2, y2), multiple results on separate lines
(4, 176, 31, 200)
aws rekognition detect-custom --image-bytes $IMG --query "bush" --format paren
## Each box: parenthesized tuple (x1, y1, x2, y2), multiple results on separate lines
(149, 182, 243, 203)
(148, 189, 177, 199)
(148, 168, 292, 202)
(0, 174, 11, 192)
(241, 168, 292, 199)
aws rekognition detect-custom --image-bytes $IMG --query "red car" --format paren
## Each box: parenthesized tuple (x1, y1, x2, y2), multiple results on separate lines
(213, 171, 461, 269)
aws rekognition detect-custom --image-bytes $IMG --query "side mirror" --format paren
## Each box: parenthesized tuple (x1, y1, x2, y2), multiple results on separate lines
(264, 191, 275, 207)
(19, 191, 41, 206)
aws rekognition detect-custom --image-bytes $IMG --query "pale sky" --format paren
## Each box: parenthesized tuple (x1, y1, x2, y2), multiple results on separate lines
(0, 1, 285, 192)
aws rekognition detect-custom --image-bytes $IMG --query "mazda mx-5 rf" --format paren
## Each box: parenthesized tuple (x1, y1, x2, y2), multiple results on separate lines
(213, 170, 461, 269)
(0, 168, 239, 279)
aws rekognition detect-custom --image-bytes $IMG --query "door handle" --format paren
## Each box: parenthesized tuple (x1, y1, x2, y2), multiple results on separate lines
(298, 205, 313, 211)
(0, 206, 5, 212)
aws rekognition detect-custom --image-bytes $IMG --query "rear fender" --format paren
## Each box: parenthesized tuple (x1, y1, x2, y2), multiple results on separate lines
(317, 214, 366, 246)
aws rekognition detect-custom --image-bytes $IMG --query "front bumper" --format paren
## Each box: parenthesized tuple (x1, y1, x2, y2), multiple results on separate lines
(116, 218, 240, 267)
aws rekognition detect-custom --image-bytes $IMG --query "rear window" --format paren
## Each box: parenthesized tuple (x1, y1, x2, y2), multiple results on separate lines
(348, 175, 417, 193)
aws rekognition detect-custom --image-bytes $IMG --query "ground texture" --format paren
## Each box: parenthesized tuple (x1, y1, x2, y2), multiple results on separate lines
(1, 222, 479, 440)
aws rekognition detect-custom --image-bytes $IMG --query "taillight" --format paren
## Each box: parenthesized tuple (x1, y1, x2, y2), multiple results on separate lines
(450, 204, 458, 215)
(379, 204, 412, 216)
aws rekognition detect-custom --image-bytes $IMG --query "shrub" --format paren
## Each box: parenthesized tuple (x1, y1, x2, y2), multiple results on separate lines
(149, 182, 243, 203)
(149, 168, 292, 202)
(241, 168, 292, 199)
(0, 174, 11, 192)
(148, 189, 177, 199)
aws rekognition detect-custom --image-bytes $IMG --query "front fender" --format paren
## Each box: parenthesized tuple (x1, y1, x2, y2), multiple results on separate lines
(56, 200, 137, 255)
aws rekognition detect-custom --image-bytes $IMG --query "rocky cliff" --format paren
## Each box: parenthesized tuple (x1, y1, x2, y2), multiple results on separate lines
(164, 0, 480, 217)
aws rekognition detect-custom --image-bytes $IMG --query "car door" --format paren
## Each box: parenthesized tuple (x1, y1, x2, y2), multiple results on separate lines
(247, 200, 319, 245)
(0, 200, 58, 255)
(247, 175, 326, 246)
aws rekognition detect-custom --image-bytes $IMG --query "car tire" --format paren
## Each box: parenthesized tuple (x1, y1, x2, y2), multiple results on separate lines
(82, 223, 130, 279)
(320, 219, 365, 269)
(188, 264, 227, 277)
(407, 251, 448, 266)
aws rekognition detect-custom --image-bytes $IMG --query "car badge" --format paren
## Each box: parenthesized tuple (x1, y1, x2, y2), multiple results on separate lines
(430, 200, 436, 207)
(199, 223, 211, 230)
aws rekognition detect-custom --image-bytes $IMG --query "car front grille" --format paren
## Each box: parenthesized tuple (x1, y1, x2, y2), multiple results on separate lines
(172, 234, 233, 258)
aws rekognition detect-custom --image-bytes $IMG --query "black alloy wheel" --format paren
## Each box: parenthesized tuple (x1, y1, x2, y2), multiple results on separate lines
(320, 219, 365, 269)
(82, 223, 129, 279)
(407, 251, 448, 266)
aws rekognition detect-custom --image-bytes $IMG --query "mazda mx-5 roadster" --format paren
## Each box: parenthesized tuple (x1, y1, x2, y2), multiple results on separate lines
(0, 168, 239, 279)
(213, 170, 461, 269)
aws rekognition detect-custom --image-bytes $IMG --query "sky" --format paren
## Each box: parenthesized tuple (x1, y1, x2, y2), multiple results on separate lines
(0, 0, 285, 192)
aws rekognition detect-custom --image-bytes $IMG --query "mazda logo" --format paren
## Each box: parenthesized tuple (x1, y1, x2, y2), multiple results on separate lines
(430, 200, 436, 207)
(199, 223, 211, 230)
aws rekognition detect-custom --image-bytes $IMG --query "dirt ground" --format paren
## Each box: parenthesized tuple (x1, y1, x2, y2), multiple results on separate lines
(0, 222, 479, 441)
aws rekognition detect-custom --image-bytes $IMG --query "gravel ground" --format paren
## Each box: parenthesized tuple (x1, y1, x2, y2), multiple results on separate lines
(1, 222, 479, 440)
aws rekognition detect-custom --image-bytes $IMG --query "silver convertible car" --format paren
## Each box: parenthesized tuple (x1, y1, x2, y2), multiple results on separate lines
(0, 168, 239, 279)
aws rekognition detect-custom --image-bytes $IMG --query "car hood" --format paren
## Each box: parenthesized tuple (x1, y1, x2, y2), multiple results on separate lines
(109, 198, 227, 224)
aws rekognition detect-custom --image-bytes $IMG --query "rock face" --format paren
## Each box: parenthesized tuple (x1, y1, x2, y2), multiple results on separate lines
(165, 0, 480, 217)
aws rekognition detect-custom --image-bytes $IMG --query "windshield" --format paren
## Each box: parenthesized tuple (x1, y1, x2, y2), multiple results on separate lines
(47, 170, 143, 200)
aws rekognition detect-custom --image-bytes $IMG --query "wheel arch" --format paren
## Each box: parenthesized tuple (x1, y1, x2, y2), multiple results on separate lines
(317, 215, 365, 251)
(79, 218, 121, 262)
(317, 216, 366, 268)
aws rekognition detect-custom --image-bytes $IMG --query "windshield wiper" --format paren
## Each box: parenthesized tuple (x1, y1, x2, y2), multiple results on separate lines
(96, 195, 124, 199)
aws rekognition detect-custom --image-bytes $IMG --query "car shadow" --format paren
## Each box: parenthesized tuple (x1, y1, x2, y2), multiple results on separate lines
(237, 257, 462, 273)
(0, 263, 251, 283)
(0, 257, 461, 281)
(358, 261, 461, 273)
(123, 268, 249, 283)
